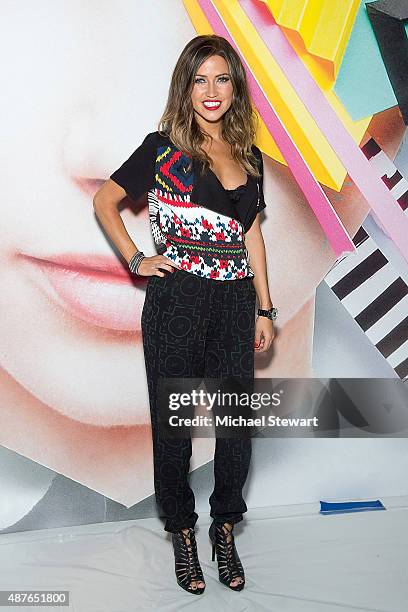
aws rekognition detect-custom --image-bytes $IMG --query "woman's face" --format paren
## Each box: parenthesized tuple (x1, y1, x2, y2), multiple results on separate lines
(191, 54, 234, 125)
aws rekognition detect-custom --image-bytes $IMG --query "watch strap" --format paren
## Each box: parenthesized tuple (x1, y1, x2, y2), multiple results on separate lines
(257, 307, 278, 320)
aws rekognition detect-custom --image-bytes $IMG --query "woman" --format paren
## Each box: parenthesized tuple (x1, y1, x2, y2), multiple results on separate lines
(94, 34, 276, 594)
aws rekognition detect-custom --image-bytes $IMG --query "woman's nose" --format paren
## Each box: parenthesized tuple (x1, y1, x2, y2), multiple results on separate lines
(206, 83, 218, 97)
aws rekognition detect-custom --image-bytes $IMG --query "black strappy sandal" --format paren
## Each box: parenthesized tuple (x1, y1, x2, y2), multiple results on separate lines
(209, 521, 245, 591)
(171, 527, 206, 595)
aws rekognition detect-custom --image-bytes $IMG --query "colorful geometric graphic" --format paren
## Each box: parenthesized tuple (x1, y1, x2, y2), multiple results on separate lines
(262, 0, 360, 79)
(185, 0, 369, 189)
(325, 137, 408, 381)
(367, 0, 408, 124)
(334, 0, 408, 120)
(184, 0, 408, 263)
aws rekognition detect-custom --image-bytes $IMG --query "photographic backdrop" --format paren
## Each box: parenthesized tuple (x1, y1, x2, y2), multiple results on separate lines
(1, 0, 407, 534)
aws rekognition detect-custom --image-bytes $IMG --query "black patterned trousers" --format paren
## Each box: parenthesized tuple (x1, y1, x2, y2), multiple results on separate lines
(141, 268, 256, 533)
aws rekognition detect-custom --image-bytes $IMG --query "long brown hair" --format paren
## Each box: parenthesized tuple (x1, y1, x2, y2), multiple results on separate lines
(158, 34, 261, 178)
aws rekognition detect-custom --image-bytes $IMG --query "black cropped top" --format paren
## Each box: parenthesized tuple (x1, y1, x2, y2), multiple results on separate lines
(109, 131, 266, 280)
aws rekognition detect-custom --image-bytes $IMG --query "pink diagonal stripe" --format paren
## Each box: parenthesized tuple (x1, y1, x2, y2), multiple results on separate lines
(197, 0, 355, 258)
(240, 0, 408, 262)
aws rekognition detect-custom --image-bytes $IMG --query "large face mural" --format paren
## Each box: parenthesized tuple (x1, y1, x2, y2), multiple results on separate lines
(0, 0, 407, 531)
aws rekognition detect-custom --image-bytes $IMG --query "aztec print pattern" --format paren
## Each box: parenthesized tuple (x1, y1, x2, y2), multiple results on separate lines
(148, 142, 254, 280)
(324, 138, 408, 382)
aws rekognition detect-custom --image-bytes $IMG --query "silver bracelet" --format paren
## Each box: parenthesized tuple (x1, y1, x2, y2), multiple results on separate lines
(128, 250, 145, 274)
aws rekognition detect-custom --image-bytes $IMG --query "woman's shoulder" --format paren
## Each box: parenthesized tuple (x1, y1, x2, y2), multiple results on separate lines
(137, 130, 171, 146)
(148, 130, 173, 146)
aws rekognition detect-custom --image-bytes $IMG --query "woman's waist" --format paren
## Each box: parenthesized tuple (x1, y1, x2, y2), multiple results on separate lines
(150, 265, 255, 285)
(164, 234, 248, 256)
(159, 243, 254, 281)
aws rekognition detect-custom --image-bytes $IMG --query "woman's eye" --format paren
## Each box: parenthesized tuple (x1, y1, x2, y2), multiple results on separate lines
(194, 77, 230, 84)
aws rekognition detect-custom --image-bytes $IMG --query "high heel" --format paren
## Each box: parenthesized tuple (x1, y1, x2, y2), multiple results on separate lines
(171, 527, 206, 595)
(209, 521, 245, 591)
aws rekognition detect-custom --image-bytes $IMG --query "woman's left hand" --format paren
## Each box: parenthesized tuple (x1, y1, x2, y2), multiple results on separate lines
(254, 316, 275, 352)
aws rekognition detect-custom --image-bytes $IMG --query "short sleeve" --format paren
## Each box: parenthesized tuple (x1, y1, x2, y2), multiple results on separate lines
(253, 145, 266, 213)
(109, 131, 157, 201)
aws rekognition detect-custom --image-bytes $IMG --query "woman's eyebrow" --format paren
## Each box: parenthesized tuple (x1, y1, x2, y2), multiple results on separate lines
(195, 73, 230, 77)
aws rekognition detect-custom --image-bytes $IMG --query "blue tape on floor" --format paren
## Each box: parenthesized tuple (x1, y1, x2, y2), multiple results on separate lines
(320, 500, 386, 515)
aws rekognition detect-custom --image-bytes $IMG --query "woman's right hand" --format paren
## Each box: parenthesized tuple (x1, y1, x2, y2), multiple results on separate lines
(137, 255, 182, 277)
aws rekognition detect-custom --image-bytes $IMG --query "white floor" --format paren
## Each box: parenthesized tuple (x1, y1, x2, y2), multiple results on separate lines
(0, 497, 407, 612)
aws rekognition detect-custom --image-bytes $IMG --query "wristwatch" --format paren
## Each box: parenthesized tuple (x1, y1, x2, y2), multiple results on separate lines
(257, 307, 278, 321)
